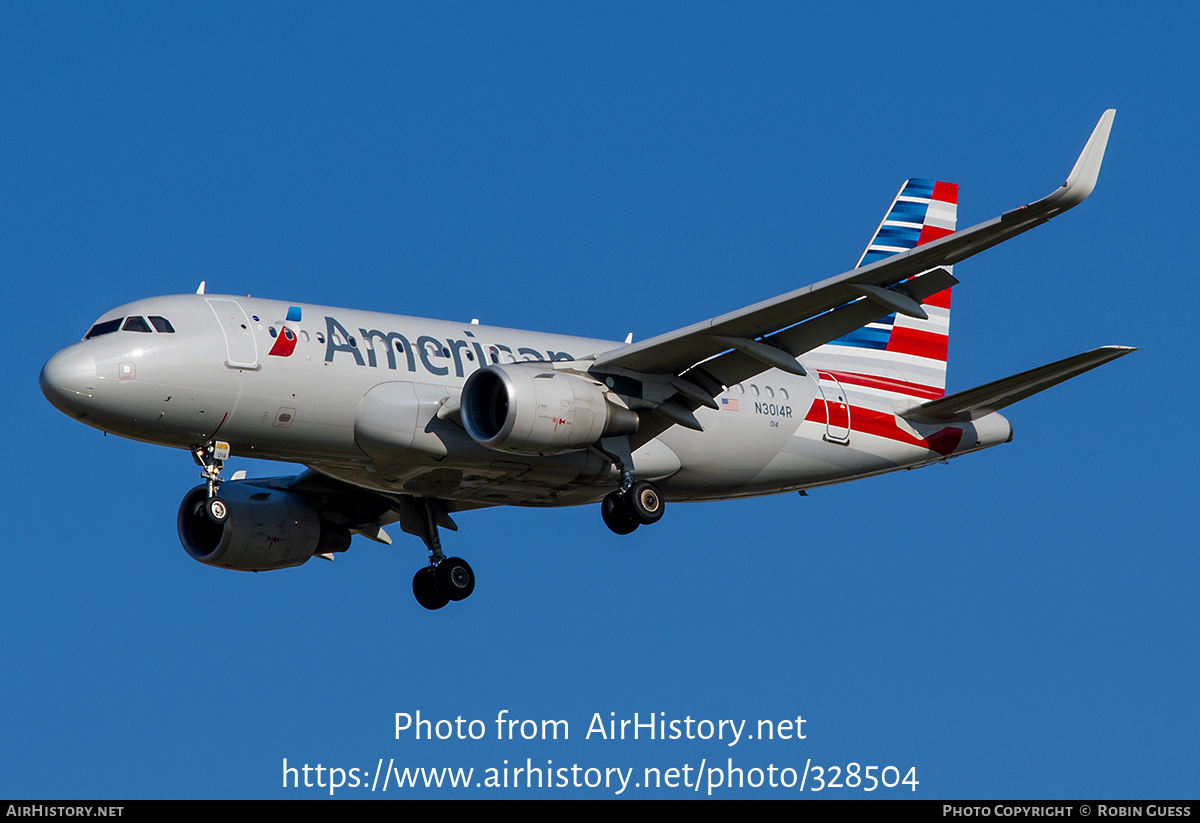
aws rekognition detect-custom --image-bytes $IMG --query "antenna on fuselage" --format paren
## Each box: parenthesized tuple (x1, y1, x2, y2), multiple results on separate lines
(196, 281, 206, 295)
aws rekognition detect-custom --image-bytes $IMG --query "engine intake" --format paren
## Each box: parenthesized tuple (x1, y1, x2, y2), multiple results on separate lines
(177, 483, 351, 572)
(461, 364, 637, 456)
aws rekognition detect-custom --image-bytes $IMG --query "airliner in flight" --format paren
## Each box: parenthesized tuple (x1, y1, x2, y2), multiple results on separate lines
(41, 111, 1132, 609)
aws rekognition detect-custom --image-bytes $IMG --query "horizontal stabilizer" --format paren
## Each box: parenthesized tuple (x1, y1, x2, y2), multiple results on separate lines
(899, 345, 1135, 423)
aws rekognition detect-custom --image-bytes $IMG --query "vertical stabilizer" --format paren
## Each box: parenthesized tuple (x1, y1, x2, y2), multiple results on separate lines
(804, 179, 958, 405)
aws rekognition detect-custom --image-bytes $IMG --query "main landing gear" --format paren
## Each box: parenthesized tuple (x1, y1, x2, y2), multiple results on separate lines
(601, 479, 665, 535)
(412, 554, 475, 610)
(403, 497, 476, 611)
(412, 557, 476, 610)
(593, 438, 667, 536)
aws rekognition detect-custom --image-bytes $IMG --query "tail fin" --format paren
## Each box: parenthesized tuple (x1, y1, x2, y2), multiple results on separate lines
(856, 178, 958, 267)
(805, 179, 958, 403)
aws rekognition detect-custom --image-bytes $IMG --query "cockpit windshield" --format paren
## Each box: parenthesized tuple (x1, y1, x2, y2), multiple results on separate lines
(84, 318, 123, 339)
(122, 316, 152, 333)
(83, 315, 176, 340)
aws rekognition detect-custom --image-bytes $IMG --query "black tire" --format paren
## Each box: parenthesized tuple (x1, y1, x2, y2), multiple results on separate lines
(628, 480, 664, 525)
(205, 496, 229, 524)
(412, 567, 449, 610)
(436, 556, 476, 602)
(601, 490, 639, 535)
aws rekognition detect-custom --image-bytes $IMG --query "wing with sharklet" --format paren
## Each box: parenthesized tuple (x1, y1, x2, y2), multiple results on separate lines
(585, 110, 1117, 443)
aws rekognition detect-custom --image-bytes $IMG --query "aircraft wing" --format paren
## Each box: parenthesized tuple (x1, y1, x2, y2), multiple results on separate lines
(236, 468, 493, 548)
(588, 111, 1116, 409)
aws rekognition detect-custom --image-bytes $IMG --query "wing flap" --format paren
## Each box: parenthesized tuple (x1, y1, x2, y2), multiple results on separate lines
(625, 267, 958, 446)
(693, 267, 957, 390)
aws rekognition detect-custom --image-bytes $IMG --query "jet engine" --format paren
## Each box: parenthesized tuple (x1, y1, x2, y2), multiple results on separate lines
(177, 483, 351, 572)
(461, 364, 638, 456)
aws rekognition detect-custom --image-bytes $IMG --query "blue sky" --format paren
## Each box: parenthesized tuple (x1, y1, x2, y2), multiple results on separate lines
(3, 3, 1195, 798)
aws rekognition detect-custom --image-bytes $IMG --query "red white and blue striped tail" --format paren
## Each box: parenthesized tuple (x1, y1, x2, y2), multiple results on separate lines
(805, 178, 958, 403)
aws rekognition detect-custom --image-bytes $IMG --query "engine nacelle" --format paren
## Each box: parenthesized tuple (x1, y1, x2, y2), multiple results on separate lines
(461, 364, 638, 456)
(177, 483, 351, 572)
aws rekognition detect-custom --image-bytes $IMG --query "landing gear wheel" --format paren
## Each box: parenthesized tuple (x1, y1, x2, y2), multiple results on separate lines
(412, 567, 449, 610)
(628, 480, 665, 525)
(436, 556, 476, 602)
(602, 490, 639, 535)
(204, 496, 229, 524)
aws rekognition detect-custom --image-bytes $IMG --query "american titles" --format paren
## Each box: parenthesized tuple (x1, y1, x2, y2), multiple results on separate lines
(322, 315, 576, 378)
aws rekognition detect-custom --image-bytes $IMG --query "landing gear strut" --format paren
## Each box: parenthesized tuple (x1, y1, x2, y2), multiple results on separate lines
(192, 440, 230, 497)
(192, 441, 231, 524)
(401, 496, 476, 610)
(593, 438, 667, 536)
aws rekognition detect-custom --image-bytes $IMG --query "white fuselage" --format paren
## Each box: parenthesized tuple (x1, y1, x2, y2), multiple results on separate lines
(40, 293, 1012, 509)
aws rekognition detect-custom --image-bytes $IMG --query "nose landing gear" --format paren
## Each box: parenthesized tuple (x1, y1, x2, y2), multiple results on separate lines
(192, 441, 231, 497)
(203, 496, 229, 523)
(191, 441, 232, 524)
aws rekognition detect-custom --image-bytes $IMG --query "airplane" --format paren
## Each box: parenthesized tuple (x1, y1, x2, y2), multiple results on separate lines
(40, 110, 1133, 610)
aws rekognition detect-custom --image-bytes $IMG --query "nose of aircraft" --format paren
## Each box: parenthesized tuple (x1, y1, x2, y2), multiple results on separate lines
(40, 345, 97, 416)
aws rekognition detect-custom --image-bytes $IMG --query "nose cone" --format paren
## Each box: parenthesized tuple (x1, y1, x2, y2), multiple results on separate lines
(40, 346, 97, 416)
